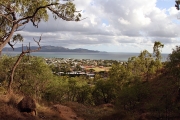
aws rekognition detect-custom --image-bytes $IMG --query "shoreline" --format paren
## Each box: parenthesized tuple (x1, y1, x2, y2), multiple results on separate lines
(2, 51, 169, 62)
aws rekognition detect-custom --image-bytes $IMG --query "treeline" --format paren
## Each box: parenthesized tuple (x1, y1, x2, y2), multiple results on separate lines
(1, 42, 180, 119)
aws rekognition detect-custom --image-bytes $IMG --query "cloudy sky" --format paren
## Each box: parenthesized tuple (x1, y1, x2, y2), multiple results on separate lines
(15, 0, 180, 53)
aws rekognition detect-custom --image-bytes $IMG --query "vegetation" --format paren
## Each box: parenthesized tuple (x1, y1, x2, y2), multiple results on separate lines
(0, 0, 82, 94)
(1, 41, 180, 119)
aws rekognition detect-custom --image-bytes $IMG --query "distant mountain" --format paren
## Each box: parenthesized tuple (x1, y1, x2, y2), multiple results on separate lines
(2, 46, 100, 53)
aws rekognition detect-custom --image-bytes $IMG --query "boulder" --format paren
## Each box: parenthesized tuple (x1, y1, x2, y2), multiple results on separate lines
(17, 96, 36, 116)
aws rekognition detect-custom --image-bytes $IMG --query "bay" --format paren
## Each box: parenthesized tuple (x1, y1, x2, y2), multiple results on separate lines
(2, 52, 169, 62)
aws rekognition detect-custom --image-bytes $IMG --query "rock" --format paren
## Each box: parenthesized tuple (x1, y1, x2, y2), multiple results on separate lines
(17, 96, 36, 116)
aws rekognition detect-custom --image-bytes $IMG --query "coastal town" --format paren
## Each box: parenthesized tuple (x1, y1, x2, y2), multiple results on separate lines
(44, 57, 122, 78)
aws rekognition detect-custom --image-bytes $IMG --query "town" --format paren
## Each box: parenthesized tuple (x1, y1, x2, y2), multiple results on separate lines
(44, 58, 123, 78)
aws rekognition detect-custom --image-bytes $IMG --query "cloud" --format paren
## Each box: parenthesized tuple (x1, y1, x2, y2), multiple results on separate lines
(118, 18, 130, 25)
(13, 0, 180, 53)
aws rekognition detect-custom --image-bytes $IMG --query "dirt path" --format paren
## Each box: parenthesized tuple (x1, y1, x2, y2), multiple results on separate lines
(53, 104, 84, 120)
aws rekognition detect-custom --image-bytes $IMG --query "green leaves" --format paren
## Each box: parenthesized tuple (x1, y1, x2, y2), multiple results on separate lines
(0, 0, 81, 51)
(7, 56, 54, 97)
(12, 34, 23, 42)
(92, 79, 116, 105)
(109, 49, 157, 86)
(167, 46, 180, 80)
(117, 81, 150, 110)
(153, 41, 164, 61)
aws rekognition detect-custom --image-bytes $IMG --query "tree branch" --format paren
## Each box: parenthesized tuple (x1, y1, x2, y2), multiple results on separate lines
(8, 41, 16, 50)
(7, 35, 42, 94)
(17, 3, 58, 23)
(0, 14, 13, 22)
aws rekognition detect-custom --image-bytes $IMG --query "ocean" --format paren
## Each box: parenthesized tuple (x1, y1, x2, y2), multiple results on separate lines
(2, 52, 169, 62)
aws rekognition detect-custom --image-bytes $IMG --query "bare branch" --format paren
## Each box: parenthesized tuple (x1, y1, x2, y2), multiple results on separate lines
(22, 34, 42, 53)
(30, 18, 40, 28)
(8, 41, 17, 50)
(30, 35, 42, 52)
(80, 17, 87, 21)
(17, 19, 30, 27)
(8, 35, 42, 94)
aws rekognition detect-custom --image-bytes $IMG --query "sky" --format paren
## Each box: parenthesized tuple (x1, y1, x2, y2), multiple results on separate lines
(14, 0, 180, 53)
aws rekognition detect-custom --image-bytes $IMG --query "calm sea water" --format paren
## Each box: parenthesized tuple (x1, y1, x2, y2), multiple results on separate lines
(2, 52, 169, 61)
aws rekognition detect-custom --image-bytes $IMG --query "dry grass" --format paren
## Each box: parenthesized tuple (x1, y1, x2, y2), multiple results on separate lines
(0, 94, 135, 120)
(0, 91, 137, 120)
(0, 94, 63, 120)
(37, 105, 62, 120)
(0, 94, 37, 120)
(86, 67, 111, 72)
(0, 103, 24, 120)
(64, 102, 119, 120)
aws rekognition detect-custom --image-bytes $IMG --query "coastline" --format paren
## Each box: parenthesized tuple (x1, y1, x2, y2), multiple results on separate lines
(2, 51, 169, 62)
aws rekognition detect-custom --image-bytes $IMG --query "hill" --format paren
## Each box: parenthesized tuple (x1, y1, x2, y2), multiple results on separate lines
(2, 46, 100, 53)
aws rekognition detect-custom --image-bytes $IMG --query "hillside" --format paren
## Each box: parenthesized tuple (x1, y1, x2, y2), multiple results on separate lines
(2, 46, 100, 53)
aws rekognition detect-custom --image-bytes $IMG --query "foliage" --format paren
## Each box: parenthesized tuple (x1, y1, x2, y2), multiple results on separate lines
(166, 46, 180, 87)
(0, 55, 15, 84)
(109, 50, 156, 86)
(0, 0, 81, 52)
(109, 63, 130, 87)
(92, 79, 116, 105)
(44, 76, 92, 104)
(0, 55, 53, 99)
(153, 41, 164, 70)
(3, 42, 180, 119)
(14, 56, 53, 99)
(117, 81, 150, 111)
(43, 76, 68, 103)
(153, 41, 164, 61)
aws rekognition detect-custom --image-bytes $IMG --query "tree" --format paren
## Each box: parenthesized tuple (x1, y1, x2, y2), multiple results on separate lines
(138, 50, 154, 81)
(43, 76, 69, 103)
(153, 41, 164, 61)
(0, 0, 81, 54)
(167, 46, 180, 86)
(8, 37, 41, 94)
(92, 79, 116, 105)
(17, 56, 54, 100)
(153, 41, 164, 73)
(175, 0, 180, 10)
(117, 81, 150, 111)
(109, 63, 130, 87)
(0, 55, 15, 84)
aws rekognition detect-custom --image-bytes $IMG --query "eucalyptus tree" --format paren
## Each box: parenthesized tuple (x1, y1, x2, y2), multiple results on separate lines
(109, 49, 156, 85)
(138, 50, 154, 81)
(153, 41, 164, 61)
(0, 0, 81, 54)
(124, 50, 155, 82)
(13, 56, 54, 99)
(7, 37, 41, 94)
(167, 46, 180, 86)
(153, 41, 164, 71)
(92, 79, 116, 105)
(0, 55, 15, 84)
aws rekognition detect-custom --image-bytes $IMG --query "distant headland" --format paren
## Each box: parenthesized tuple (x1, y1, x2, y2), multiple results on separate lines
(3, 46, 102, 53)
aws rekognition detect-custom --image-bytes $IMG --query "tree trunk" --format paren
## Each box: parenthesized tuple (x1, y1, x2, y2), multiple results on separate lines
(7, 37, 41, 94)
(0, 24, 18, 52)
(7, 52, 25, 94)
